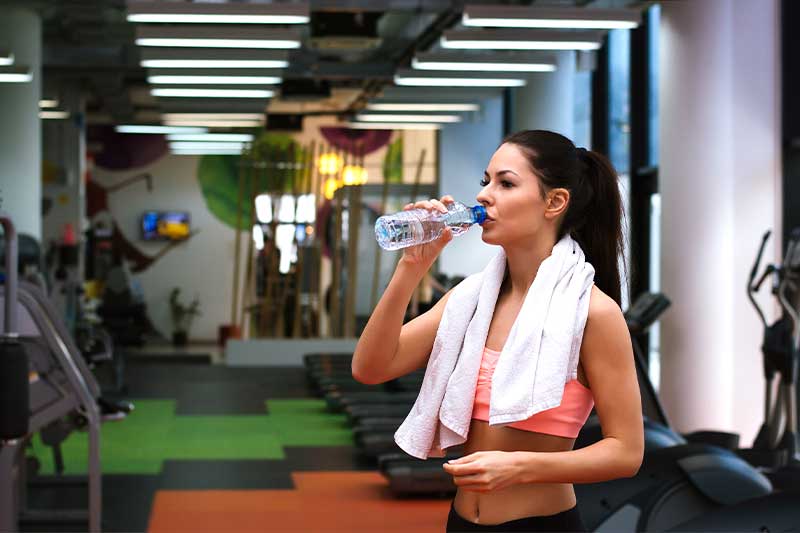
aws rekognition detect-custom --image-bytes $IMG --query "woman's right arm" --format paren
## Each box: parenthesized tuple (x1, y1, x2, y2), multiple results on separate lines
(351, 196, 456, 385)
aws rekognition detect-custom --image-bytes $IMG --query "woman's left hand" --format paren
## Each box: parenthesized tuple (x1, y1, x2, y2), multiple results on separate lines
(442, 451, 527, 492)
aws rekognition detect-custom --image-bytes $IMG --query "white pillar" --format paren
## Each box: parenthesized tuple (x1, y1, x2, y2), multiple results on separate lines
(0, 7, 41, 239)
(658, 0, 781, 442)
(511, 51, 575, 138)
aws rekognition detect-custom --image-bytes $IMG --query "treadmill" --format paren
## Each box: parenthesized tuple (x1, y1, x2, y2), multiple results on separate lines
(0, 214, 102, 533)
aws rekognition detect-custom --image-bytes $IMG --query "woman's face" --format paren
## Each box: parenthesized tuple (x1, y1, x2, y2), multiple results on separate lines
(476, 142, 549, 247)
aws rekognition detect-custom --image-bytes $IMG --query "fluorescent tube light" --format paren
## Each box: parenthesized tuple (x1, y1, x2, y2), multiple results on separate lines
(164, 120, 265, 128)
(170, 142, 246, 150)
(136, 26, 301, 49)
(346, 122, 443, 130)
(412, 52, 556, 72)
(355, 114, 462, 123)
(39, 110, 70, 120)
(116, 125, 208, 134)
(139, 48, 289, 69)
(0, 66, 32, 83)
(393, 72, 526, 88)
(173, 148, 243, 155)
(127, 1, 309, 24)
(148, 75, 282, 85)
(162, 113, 264, 121)
(152, 88, 274, 98)
(167, 133, 254, 142)
(39, 99, 60, 108)
(462, 5, 640, 30)
(137, 38, 300, 49)
(441, 29, 603, 51)
(367, 103, 479, 112)
(0, 50, 13, 66)
(142, 59, 288, 69)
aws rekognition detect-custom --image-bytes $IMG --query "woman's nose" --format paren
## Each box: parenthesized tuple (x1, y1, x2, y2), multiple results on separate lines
(476, 188, 491, 206)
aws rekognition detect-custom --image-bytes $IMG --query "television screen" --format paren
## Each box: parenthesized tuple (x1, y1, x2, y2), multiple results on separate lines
(142, 211, 190, 241)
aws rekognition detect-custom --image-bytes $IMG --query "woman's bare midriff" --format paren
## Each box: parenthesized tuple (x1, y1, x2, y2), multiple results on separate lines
(452, 420, 578, 525)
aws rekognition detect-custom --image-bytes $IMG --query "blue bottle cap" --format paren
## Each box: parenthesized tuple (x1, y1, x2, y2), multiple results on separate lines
(471, 205, 487, 224)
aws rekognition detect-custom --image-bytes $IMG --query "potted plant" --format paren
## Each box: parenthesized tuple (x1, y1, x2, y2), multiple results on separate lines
(169, 288, 201, 347)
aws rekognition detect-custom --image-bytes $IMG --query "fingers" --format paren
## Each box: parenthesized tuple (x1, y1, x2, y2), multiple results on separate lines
(403, 197, 454, 213)
(443, 461, 480, 476)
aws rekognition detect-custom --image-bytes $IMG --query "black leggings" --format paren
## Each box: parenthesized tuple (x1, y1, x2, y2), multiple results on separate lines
(445, 503, 587, 532)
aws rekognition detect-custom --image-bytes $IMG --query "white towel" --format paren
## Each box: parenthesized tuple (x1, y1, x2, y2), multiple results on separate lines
(394, 235, 595, 459)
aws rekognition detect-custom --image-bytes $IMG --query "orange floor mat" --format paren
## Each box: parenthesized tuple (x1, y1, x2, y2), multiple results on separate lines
(147, 471, 451, 532)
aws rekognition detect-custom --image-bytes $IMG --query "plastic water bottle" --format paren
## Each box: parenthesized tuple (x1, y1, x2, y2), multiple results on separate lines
(374, 201, 487, 251)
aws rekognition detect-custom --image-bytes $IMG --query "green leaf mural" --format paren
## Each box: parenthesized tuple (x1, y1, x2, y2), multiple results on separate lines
(382, 136, 403, 184)
(197, 133, 305, 230)
(197, 154, 252, 231)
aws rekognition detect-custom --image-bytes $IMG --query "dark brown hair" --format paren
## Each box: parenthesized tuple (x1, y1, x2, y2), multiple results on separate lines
(502, 130, 625, 306)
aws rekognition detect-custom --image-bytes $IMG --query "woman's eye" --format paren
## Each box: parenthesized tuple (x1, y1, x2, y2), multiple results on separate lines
(501, 181, 514, 188)
(479, 178, 490, 186)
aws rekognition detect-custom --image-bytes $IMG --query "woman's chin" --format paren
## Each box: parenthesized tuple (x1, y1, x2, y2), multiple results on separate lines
(480, 229, 499, 245)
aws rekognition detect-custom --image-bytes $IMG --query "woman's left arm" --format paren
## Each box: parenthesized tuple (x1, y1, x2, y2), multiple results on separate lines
(444, 291, 645, 491)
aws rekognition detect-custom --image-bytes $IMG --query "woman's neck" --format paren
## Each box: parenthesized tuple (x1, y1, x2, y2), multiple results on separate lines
(502, 234, 558, 298)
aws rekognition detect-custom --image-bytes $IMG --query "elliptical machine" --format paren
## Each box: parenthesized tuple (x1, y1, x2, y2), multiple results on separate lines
(738, 229, 800, 487)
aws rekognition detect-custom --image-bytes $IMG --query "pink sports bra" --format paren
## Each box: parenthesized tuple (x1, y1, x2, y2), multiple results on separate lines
(471, 346, 594, 438)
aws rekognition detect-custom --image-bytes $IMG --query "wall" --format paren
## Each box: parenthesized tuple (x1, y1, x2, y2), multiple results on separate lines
(89, 118, 437, 341)
(438, 95, 505, 277)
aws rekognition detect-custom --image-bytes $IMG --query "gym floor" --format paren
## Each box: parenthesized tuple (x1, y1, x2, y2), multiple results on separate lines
(23, 354, 450, 532)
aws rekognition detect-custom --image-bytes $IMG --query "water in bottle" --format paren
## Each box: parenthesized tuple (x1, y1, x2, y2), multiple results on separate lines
(374, 201, 487, 251)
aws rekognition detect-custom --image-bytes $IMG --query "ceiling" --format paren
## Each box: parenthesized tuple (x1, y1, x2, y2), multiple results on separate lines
(0, 0, 650, 126)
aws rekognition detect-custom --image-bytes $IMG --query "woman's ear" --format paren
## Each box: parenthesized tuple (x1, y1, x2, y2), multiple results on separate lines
(544, 188, 570, 220)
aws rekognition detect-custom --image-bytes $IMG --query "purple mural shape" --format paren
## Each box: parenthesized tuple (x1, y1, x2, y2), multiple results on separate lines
(88, 125, 169, 170)
(319, 127, 391, 156)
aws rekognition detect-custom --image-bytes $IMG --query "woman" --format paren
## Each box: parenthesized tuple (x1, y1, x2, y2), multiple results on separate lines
(352, 130, 644, 532)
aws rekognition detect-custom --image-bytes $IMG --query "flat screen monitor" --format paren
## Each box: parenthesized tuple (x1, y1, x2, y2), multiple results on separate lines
(142, 211, 190, 241)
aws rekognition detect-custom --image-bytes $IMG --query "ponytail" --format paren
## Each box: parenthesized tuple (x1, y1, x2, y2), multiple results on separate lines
(570, 149, 624, 306)
(502, 130, 625, 306)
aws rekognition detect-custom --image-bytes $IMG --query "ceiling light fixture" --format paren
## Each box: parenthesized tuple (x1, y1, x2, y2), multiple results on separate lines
(366, 103, 479, 112)
(152, 88, 274, 98)
(170, 142, 247, 150)
(164, 120, 265, 128)
(441, 29, 603, 51)
(143, 59, 288, 69)
(148, 75, 282, 85)
(0, 50, 13, 66)
(116, 125, 208, 134)
(39, 110, 70, 120)
(139, 48, 289, 69)
(162, 113, 265, 121)
(0, 66, 32, 83)
(127, 1, 309, 24)
(172, 148, 243, 155)
(394, 69, 526, 88)
(167, 133, 254, 142)
(346, 122, 443, 131)
(462, 5, 641, 30)
(412, 52, 556, 72)
(136, 26, 301, 49)
(355, 114, 462, 123)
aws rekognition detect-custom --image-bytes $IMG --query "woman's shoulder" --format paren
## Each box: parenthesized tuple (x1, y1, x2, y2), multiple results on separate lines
(587, 284, 623, 324)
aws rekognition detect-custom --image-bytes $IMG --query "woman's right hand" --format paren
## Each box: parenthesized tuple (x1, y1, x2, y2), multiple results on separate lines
(398, 195, 455, 270)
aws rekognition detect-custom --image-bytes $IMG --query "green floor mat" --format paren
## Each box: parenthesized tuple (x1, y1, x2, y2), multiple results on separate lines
(29, 399, 351, 475)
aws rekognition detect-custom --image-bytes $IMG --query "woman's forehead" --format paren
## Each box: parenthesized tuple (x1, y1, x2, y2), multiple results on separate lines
(487, 143, 535, 174)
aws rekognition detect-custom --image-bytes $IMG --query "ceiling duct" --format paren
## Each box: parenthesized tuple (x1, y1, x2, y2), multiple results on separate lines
(309, 12, 383, 53)
(266, 114, 304, 132)
(280, 78, 332, 101)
